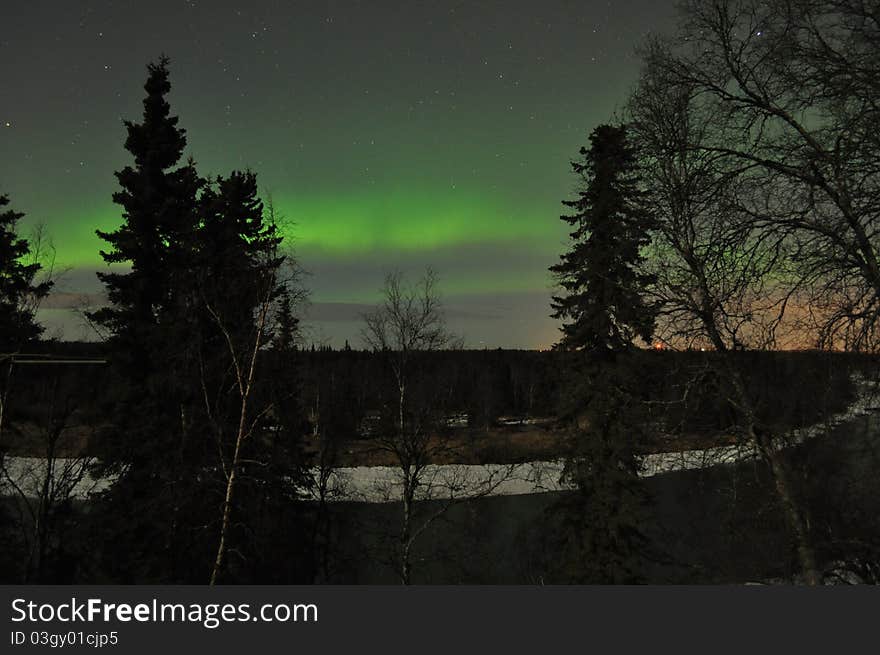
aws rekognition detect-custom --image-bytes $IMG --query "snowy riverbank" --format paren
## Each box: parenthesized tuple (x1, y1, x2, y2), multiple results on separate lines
(3, 376, 877, 503)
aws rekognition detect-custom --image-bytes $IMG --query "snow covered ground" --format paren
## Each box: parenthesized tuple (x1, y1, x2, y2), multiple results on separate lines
(3, 376, 877, 503)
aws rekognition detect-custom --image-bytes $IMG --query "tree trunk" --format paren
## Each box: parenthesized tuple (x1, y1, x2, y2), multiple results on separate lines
(210, 448, 240, 585)
(731, 373, 822, 585)
(209, 367, 253, 585)
(757, 435, 822, 585)
(400, 467, 414, 585)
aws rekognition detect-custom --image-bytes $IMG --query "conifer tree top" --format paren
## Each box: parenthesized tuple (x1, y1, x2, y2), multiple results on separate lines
(550, 124, 656, 354)
(92, 56, 204, 350)
(124, 56, 187, 171)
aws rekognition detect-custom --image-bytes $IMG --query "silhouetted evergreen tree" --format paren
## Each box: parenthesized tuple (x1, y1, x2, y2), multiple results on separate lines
(0, 194, 52, 349)
(548, 125, 656, 582)
(197, 171, 283, 336)
(550, 124, 655, 354)
(87, 57, 206, 582)
(273, 289, 299, 352)
(89, 59, 310, 583)
(91, 56, 202, 360)
(553, 358, 652, 583)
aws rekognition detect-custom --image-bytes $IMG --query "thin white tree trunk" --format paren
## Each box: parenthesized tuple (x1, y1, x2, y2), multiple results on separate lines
(209, 298, 269, 585)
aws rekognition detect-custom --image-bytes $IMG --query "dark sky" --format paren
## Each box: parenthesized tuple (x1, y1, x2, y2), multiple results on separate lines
(1, 0, 678, 347)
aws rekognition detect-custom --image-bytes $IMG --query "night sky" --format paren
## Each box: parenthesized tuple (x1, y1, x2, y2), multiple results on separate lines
(1, 0, 677, 348)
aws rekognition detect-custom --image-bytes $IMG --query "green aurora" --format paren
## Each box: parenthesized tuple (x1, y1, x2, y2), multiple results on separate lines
(32, 185, 562, 293)
(1, 0, 679, 346)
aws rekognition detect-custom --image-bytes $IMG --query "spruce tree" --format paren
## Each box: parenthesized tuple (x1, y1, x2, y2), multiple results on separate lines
(548, 124, 656, 582)
(0, 194, 52, 349)
(272, 290, 299, 353)
(91, 56, 203, 370)
(89, 58, 209, 583)
(91, 59, 310, 582)
(197, 170, 284, 345)
(553, 360, 652, 583)
(550, 124, 655, 354)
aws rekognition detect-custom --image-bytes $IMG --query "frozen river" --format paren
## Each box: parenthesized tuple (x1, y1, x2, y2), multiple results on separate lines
(3, 376, 877, 504)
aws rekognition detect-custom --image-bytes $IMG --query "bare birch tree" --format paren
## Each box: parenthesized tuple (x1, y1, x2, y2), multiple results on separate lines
(361, 269, 514, 583)
(199, 189, 308, 585)
(628, 62, 823, 584)
(0, 376, 97, 582)
(361, 268, 452, 583)
(646, 0, 880, 351)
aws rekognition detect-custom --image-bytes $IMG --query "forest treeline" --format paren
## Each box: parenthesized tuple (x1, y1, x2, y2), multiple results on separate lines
(2, 0, 880, 584)
(2, 343, 867, 444)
